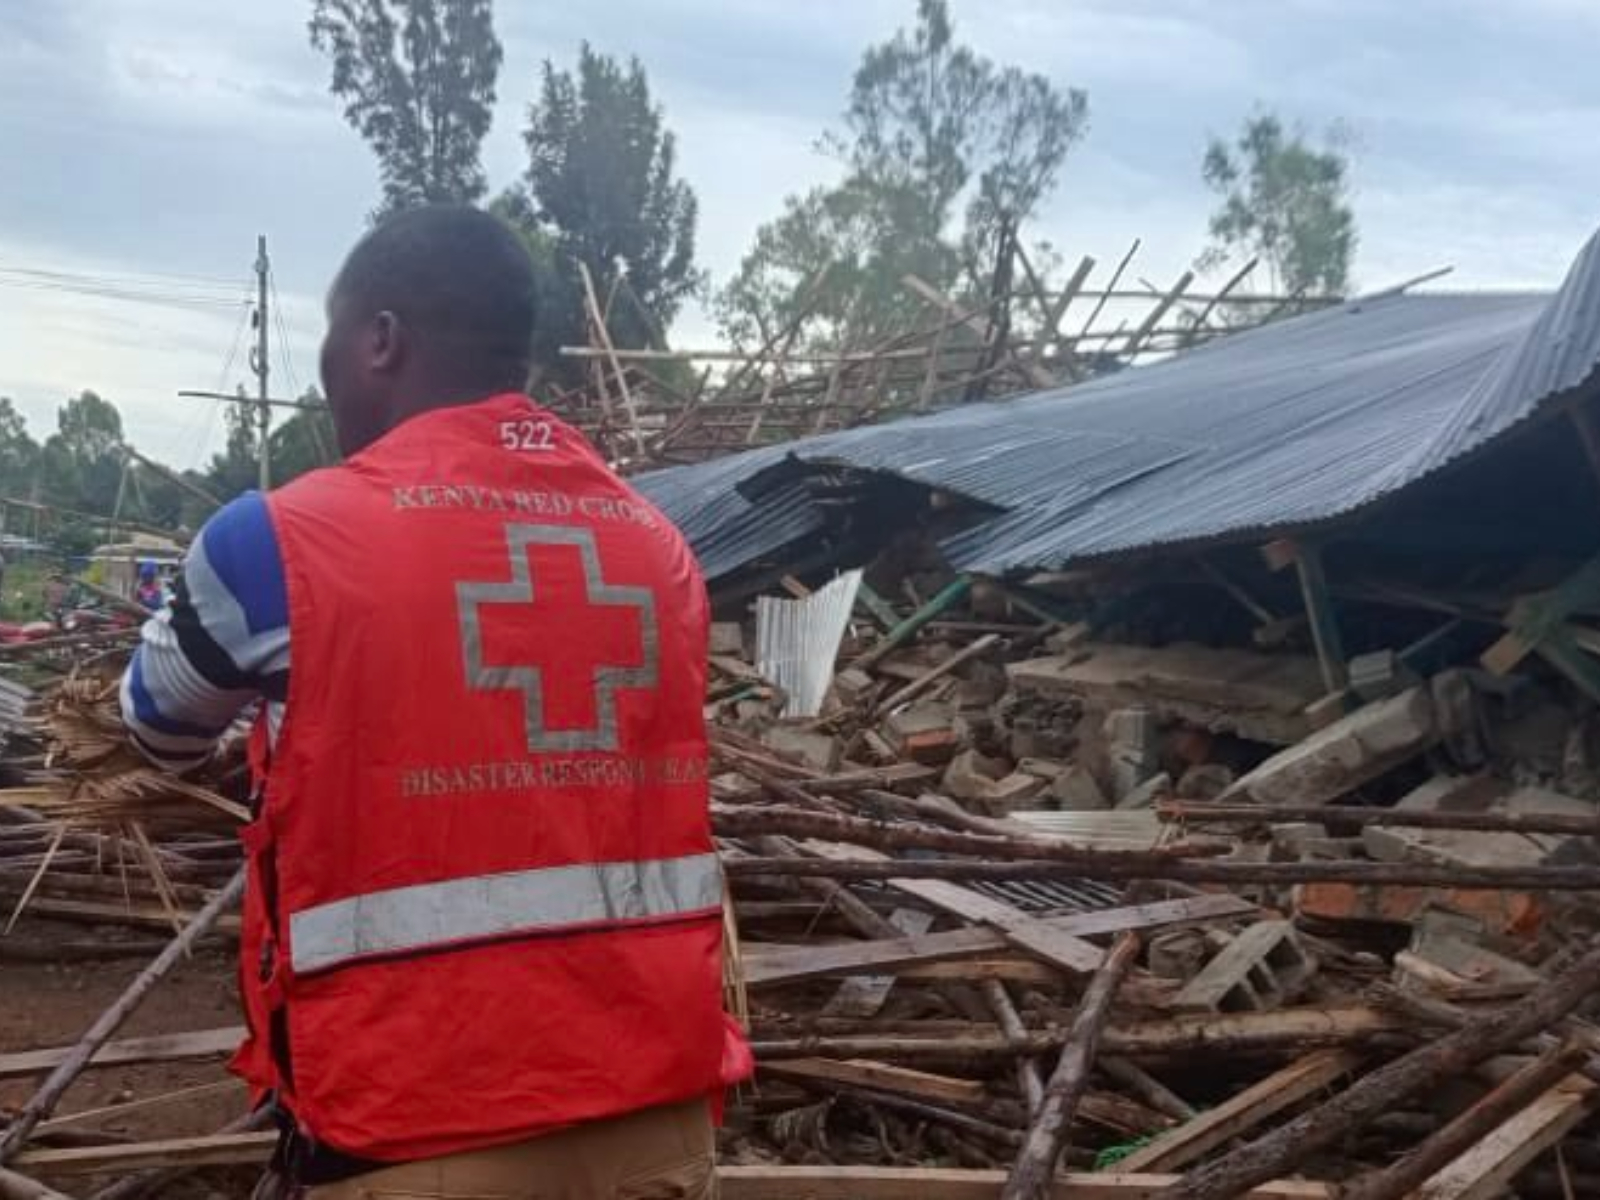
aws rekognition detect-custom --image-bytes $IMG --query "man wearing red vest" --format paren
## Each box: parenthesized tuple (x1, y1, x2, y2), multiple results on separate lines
(122, 206, 745, 1197)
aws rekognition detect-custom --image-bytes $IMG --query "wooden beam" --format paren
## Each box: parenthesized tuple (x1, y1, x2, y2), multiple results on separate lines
(1117, 1051, 1362, 1173)
(1123, 271, 1196, 359)
(14, 1132, 276, 1175)
(799, 842, 1103, 974)
(1292, 543, 1348, 692)
(0, 1028, 240, 1082)
(718, 1166, 1333, 1199)
(743, 895, 1252, 988)
(762, 1058, 987, 1106)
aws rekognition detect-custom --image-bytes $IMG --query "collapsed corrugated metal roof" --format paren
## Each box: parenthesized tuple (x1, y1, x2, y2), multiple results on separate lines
(638, 229, 1600, 581)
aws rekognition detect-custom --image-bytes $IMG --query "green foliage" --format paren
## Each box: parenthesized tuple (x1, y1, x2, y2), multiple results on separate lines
(309, 0, 503, 217)
(206, 394, 263, 499)
(40, 391, 125, 517)
(498, 44, 700, 384)
(270, 389, 340, 485)
(1200, 111, 1356, 298)
(718, 0, 1087, 351)
(0, 398, 40, 499)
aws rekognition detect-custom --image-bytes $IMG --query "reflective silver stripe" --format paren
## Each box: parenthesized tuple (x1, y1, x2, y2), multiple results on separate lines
(288, 852, 722, 975)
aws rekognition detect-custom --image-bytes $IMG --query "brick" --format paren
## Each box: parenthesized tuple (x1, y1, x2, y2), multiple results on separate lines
(886, 703, 961, 765)
(1173, 920, 1317, 1013)
(1293, 881, 1545, 939)
(1220, 688, 1437, 806)
(831, 667, 877, 707)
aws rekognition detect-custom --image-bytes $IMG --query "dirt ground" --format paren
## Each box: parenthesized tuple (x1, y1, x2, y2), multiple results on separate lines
(0, 916, 256, 1198)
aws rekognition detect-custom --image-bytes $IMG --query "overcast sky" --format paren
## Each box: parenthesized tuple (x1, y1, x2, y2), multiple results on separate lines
(1, 0, 1597, 468)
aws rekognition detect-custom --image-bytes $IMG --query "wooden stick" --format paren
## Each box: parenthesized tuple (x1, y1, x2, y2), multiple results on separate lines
(1099, 1059, 1196, 1123)
(984, 979, 1045, 1115)
(1160, 801, 1600, 838)
(0, 868, 244, 1163)
(722, 855, 1600, 891)
(1004, 932, 1140, 1200)
(753, 1005, 1399, 1065)
(874, 633, 1003, 717)
(713, 806, 1208, 866)
(1150, 940, 1600, 1200)
(85, 1107, 270, 1200)
(1337, 1041, 1588, 1200)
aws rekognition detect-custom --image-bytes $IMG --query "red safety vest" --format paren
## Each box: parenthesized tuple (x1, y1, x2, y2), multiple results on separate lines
(235, 393, 738, 1163)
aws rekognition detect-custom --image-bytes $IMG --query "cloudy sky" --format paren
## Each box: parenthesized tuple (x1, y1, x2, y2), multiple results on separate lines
(1, 0, 1597, 468)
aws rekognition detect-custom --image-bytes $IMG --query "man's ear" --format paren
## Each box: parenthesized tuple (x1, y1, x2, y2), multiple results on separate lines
(370, 310, 404, 373)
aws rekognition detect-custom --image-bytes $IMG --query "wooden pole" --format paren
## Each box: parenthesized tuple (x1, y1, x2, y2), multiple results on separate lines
(1150, 940, 1600, 1200)
(1003, 933, 1140, 1200)
(1160, 801, 1600, 838)
(1335, 1041, 1588, 1200)
(983, 979, 1044, 1115)
(0, 869, 245, 1163)
(720, 854, 1600, 892)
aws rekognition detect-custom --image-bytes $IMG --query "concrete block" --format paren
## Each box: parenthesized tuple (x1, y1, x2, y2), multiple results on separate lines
(1105, 706, 1160, 799)
(1362, 777, 1594, 869)
(832, 667, 877, 708)
(1173, 920, 1317, 1013)
(761, 725, 839, 773)
(1220, 688, 1437, 807)
(1149, 928, 1209, 982)
(1008, 640, 1325, 745)
(942, 748, 1008, 802)
(1050, 765, 1111, 811)
(979, 772, 1047, 816)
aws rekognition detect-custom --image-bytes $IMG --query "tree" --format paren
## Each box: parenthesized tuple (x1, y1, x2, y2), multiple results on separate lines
(718, 0, 1087, 350)
(0, 399, 39, 499)
(1200, 111, 1356, 298)
(309, 0, 503, 216)
(40, 391, 125, 517)
(270, 389, 340, 485)
(205, 394, 262, 499)
(499, 44, 700, 383)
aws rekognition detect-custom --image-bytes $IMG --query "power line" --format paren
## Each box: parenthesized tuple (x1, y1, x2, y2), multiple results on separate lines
(0, 261, 243, 292)
(268, 268, 302, 398)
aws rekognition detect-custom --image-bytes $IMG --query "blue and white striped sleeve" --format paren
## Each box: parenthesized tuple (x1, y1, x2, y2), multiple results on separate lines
(120, 492, 290, 772)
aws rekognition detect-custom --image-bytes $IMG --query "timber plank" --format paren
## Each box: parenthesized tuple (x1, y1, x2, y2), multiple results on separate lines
(10, 1141, 1336, 1197)
(0, 1027, 241, 1081)
(1117, 1050, 1362, 1172)
(719, 1165, 1331, 1198)
(1412, 1075, 1595, 1200)
(744, 894, 1254, 988)
(762, 1058, 987, 1105)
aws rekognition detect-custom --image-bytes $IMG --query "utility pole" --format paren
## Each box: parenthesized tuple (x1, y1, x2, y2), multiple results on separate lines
(252, 234, 272, 490)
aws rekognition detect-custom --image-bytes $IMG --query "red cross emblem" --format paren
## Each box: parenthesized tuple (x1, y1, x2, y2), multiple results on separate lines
(456, 524, 658, 753)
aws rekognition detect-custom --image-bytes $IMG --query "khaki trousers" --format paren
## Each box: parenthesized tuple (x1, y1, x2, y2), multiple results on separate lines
(270, 1100, 716, 1200)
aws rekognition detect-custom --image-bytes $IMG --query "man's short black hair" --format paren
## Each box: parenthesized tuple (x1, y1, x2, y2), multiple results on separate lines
(331, 204, 537, 391)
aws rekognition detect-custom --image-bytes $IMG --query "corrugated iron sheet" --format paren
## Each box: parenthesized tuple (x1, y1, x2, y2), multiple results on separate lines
(755, 570, 863, 718)
(637, 228, 1600, 580)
